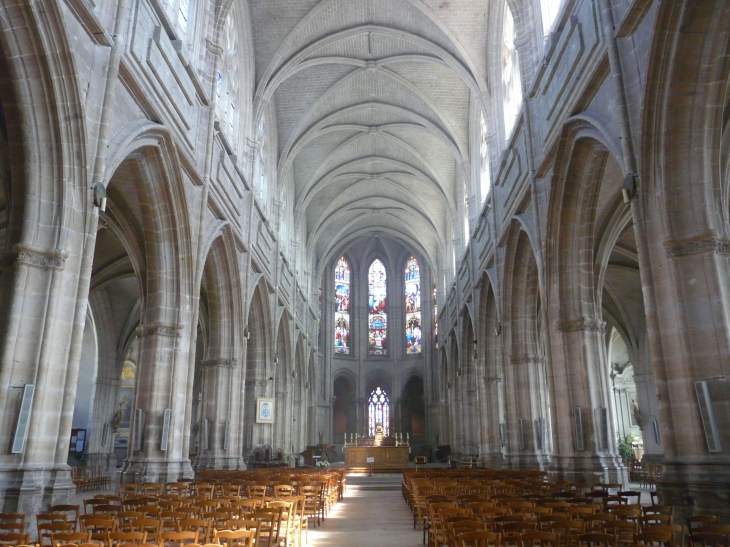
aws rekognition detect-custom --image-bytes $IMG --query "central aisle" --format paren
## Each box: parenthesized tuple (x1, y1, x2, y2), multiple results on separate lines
(307, 487, 422, 547)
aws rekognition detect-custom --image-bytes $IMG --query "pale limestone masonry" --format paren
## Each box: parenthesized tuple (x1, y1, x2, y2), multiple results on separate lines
(0, 0, 728, 525)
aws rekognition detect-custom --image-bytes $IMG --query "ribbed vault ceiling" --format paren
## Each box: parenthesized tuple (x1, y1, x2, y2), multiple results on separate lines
(250, 0, 490, 271)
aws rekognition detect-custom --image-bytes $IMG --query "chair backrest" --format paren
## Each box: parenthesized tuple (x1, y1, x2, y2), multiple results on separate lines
(0, 532, 30, 546)
(460, 530, 502, 547)
(159, 530, 199, 547)
(635, 530, 675, 547)
(0, 523, 23, 533)
(213, 529, 254, 547)
(577, 533, 614, 547)
(519, 531, 560, 547)
(51, 532, 92, 545)
(108, 531, 148, 547)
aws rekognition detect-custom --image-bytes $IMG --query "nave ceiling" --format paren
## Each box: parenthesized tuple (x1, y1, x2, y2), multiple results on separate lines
(248, 0, 492, 272)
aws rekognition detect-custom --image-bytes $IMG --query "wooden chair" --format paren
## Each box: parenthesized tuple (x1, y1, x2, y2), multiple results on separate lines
(578, 533, 615, 547)
(460, 531, 501, 547)
(450, 521, 486, 547)
(140, 483, 162, 497)
(79, 517, 116, 547)
(0, 533, 31, 546)
(158, 531, 198, 547)
(51, 532, 92, 546)
(212, 530, 254, 547)
(0, 524, 23, 535)
(519, 531, 560, 547)
(108, 531, 148, 547)
(604, 520, 638, 546)
(128, 519, 161, 545)
(689, 532, 728, 547)
(634, 531, 675, 547)
(645, 525, 685, 547)
(688, 517, 719, 534)
(177, 520, 210, 545)
(52, 506, 81, 532)
(119, 484, 139, 497)
(38, 522, 74, 547)
(0, 515, 24, 530)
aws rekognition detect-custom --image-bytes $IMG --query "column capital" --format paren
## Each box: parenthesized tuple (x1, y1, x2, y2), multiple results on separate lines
(201, 358, 238, 369)
(663, 231, 730, 258)
(557, 317, 605, 334)
(138, 322, 184, 338)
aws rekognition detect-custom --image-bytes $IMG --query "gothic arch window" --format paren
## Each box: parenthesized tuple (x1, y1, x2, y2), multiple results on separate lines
(480, 111, 491, 206)
(540, 0, 563, 35)
(257, 119, 269, 211)
(368, 387, 390, 437)
(405, 256, 422, 355)
(502, 3, 522, 139)
(368, 259, 388, 356)
(334, 258, 351, 354)
(216, 13, 240, 150)
(177, 0, 190, 33)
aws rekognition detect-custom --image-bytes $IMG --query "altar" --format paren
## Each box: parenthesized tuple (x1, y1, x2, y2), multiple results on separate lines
(344, 446, 410, 467)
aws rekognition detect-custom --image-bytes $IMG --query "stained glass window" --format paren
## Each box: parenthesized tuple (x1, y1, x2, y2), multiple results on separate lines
(334, 258, 350, 354)
(405, 256, 422, 354)
(368, 259, 387, 355)
(368, 387, 390, 437)
(434, 282, 438, 349)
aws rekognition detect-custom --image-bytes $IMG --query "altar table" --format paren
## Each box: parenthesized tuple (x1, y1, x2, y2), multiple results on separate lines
(344, 446, 409, 467)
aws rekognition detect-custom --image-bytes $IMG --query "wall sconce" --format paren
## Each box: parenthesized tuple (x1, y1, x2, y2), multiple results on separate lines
(92, 182, 107, 212)
(473, 340, 478, 361)
(292, 371, 298, 379)
(268, 376, 274, 381)
(495, 322, 502, 336)
(273, 353, 278, 365)
(244, 325, 250, 339)
(305, 382, 311, 389)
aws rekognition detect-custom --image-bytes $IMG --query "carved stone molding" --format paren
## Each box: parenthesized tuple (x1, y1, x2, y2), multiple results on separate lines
(510, 354, 543, 365)
(139, 323, 183, 338)
(557, 317, 606, 334)
(11, 245, 68, 271)
(663, 232, 730, 258)
(201, 358, 238, 369)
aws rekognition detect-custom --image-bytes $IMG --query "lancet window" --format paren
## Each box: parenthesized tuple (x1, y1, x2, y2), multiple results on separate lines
(334, 258, 351, 354)
(368, 387, 390, 437)
(502, 4, 522, 139)
(405, 257, 422, 354)
(368, 259, 388, 356)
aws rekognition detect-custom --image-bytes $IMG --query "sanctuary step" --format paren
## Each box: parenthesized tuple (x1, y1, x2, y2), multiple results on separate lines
(346, 472, 403, 491)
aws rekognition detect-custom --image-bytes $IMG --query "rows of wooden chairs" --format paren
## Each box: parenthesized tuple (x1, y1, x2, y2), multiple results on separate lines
(71, 467, 112, 493)
(402, 469, 726, 547)
(0, 468, 344, 547)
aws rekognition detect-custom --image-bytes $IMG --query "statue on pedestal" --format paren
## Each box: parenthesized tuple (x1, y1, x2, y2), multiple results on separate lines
(374, 423, 384, 447)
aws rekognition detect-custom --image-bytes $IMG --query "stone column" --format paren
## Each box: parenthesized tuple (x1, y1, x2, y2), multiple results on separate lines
(122, 323, 194, 483)
(549, 318, 624, 483)
(86, 376, 120, 469)
(0, 247, 79, 515)
(194, 358, 241, 470)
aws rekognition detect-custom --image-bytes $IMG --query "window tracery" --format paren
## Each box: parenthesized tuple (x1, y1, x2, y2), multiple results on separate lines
(405, 257, 422, 354)
(216, 13, 240, 150)
(368, 259, 387, 356)
(334, 258, 351, 355)
(368, 387, 390, 437)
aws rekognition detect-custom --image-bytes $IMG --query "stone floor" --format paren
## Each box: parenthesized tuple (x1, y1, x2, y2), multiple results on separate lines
(308, 485, 420, 547)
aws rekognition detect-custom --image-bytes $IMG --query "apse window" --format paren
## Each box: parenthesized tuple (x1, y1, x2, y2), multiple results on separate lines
(368, 259, 388, 356)
(405, 256, 422, 354)
(334, 257, 351, 355)
(368, 387, 390, 437)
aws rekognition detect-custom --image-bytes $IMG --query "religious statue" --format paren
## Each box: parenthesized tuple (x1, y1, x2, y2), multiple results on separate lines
(374, 423, 384, 447)
(111, 402, 123, 432)
(632, 399, 644, 429)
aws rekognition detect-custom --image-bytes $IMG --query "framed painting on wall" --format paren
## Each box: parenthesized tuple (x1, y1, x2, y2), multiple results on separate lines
(256, 398, 275, 424)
